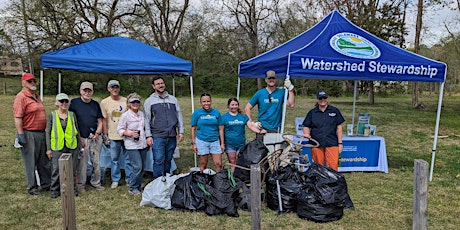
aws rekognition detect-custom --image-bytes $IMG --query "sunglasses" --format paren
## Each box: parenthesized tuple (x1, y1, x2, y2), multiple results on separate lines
(268, 93, 272, 103)
(59, 99, 69, 103)
(130, 100, 141, 104)
(318, 97, 328, 100)
(27, 79, 37, 83)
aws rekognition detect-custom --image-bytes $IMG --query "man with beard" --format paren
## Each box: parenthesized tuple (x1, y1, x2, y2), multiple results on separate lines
(245, 70, 295, 138)
(144, 76, 184, 179)
(13, 73, 51, 195)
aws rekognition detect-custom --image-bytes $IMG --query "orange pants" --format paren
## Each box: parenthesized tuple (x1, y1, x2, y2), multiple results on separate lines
(311, 146, 339, 171)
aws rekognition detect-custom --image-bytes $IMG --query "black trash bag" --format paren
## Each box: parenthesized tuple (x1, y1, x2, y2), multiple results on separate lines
(171, 171, 212, 211)
(234, 138, 269, 183)
(296, 163, 354, 222)
(235, 179, 265, 212)
(212, 169, 238, 197)
(200, 169, 239, 217)
(266, 165, 304, 212)
(302, 164, 354, 209)
(297, 187, 344, 223)
(199, 183, 239, 217)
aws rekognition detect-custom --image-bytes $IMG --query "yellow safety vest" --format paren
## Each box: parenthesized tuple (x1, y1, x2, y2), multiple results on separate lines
(51, 110, 78, 150)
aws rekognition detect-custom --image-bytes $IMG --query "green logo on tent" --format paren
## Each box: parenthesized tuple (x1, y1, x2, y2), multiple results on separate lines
(330, 32, 380, 59)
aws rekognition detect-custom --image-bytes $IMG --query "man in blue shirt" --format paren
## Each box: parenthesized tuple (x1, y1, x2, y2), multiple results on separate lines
(245, 70, 295, 137)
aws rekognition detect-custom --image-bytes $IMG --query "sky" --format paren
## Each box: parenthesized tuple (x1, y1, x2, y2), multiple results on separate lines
(0, 0, 458, 47)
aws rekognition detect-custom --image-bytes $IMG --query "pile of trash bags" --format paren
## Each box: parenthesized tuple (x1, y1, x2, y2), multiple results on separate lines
(266, 163, 354, 222)
(141, 139, 354, 222)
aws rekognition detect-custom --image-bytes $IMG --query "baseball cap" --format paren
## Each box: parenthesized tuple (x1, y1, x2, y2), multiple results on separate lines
(107, 80, 120, 88)
(265, 70, 276, 79)
(317, 90, 328, 99)
(22, 73, 35, 81)
(80, 81, 93, 91)
(55, 93, 69, 101)
(128, 97, 141, 103)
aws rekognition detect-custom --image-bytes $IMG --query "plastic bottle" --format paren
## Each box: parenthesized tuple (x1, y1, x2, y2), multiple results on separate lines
(78, 148, 84, 159)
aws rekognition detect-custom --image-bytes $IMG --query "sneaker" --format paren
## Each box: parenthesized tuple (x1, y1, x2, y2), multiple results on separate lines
(38, 187, 50, 192)
(51, 193, 60, 199)
(28, 190, 40, 196)
(76, 187, 86, 194)
(129, 189, 142, 195)
(92, 184, 105, 191)
(111, 182, 119, 189)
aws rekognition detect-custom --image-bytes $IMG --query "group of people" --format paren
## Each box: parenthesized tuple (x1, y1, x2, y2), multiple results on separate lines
(13, 74, 184, 197)
(13, 70, 346, 198)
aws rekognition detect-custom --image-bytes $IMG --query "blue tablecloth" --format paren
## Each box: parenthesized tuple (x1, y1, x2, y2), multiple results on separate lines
(99, 145, 176, 173)
(301, 135, 388, 173)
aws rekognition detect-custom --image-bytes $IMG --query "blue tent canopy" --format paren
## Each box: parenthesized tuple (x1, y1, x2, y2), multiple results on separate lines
(41, 36, 192, 75)
(239, 10, 446, 82)
(238, 10, 447, 181)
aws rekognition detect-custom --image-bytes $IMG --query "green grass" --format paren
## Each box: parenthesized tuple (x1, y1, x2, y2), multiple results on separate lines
(1, 93, 459, 230)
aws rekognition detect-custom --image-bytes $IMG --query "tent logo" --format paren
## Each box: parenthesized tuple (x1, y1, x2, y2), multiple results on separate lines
(330, 32, 380, 59)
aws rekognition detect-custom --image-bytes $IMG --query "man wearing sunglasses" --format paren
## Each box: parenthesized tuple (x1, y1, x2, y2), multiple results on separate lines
(13, 73, 51, 195)
(245, 70, 295, 137)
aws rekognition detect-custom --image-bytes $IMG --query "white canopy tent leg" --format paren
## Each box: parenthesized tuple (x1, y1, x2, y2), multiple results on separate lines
(39, 70, 44, 101)
(237, 77, 241, 101)
(172, 76, 175, 96)
(189, 75, 200, 171)
(58, 71, 62, 94)
(189, 75, 194, 113)
(280, 75, 290, 133)
(352, 80, 358, 128)
(429, 82, 445, 181)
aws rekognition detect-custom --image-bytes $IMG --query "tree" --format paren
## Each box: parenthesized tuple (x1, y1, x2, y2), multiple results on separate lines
(138, 0, 190, 54)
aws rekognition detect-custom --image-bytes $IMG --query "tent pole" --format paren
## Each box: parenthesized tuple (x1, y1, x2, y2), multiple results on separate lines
(39, 70, 44, 101)
(58, 71, 62, 94)
(172, 76, 176, 96)
(429, 82, 445, 181)
(280, 75, 290, 133)
(189, 75, 194, 113)
(352, 80, 358, 128)
(237, 77, 241, 101)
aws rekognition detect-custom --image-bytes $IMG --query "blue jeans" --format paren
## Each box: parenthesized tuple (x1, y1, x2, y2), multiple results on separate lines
(126, 148, 147, 191)
(109, 140, 132, 184)
(152, 137, 177, 179)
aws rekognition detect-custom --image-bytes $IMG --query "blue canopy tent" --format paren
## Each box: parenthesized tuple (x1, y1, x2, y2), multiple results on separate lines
(40, 36, 200, 170)
(238, 10, 447, 181)
(40, 36, 196, 110)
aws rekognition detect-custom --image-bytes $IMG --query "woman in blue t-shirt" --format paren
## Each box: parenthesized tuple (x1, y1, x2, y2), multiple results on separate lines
(221, 98, 261, 171)
(190, 93, 224, 172)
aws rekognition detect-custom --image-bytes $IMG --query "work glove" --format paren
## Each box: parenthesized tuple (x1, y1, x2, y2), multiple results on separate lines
(251, 121, 263, 130)
(17, 133, 26, 145)
(284, 79, 294, 91)
(102, 134, 109, 146)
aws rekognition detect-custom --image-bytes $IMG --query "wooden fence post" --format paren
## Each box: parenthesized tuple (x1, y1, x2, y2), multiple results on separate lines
(250, 164, 261, 230)
(59, 153, 76, 230)
(413, 159, 428, 230)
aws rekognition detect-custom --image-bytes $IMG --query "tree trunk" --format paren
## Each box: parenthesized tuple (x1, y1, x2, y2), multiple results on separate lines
(412, 0, 423, 107)
(369, 81, 374, 105)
